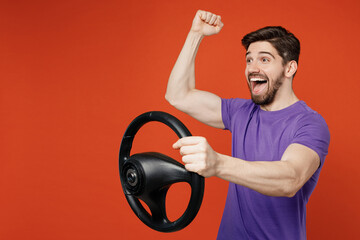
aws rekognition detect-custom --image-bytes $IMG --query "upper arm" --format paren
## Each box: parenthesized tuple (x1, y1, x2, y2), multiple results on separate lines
(281, 143, 320, 191)
(167, 89, 224, 129)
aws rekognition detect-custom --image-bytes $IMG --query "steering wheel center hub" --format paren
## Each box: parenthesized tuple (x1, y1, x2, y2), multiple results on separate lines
(126, 169, 138, 187)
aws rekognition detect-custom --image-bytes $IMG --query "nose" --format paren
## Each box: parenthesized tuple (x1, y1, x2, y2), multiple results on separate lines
(247, 61, 260, 74)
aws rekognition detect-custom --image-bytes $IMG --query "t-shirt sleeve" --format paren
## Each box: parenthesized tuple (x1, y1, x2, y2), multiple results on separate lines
(221, 98, 250, 131)
(292, 113, 330, 166)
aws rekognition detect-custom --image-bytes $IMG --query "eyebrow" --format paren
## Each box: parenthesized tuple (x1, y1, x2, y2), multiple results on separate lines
(246, 51, 276, 59)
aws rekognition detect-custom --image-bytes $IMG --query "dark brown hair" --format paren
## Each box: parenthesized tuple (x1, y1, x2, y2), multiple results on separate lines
(241, 26, 300, 65)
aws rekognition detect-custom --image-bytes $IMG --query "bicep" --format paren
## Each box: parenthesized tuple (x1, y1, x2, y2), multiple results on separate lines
(180, 89, 224, 129)
(281, 143, 320, 187)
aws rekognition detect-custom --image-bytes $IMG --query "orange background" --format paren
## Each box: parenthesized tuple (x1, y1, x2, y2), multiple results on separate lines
(1, 0, 359, 239)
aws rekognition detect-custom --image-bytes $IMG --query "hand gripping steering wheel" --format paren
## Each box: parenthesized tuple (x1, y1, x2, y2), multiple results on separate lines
(119, 111, 205, 232)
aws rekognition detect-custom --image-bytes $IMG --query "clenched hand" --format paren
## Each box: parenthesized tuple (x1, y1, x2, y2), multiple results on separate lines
(191, 10, 224, 36)
(173, 136, 220, 177)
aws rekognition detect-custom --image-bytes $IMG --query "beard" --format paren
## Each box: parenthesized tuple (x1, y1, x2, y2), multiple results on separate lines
(248, 73, 284, 106)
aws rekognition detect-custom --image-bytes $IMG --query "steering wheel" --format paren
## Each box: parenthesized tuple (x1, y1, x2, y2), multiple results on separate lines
(119, 111, 205, 232)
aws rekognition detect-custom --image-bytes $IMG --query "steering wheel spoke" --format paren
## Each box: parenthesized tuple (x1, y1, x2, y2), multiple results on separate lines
(143, 187, 170, 224)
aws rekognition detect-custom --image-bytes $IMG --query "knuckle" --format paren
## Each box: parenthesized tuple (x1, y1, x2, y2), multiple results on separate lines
(181, 146, 188, 153)
(184, 164, 190, 171)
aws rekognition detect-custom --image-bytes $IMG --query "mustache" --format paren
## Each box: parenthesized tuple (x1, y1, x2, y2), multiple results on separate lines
(247, 73, 269, 81)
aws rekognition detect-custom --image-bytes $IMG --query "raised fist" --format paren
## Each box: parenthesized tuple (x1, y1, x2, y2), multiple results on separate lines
(191, 10, 224, 36)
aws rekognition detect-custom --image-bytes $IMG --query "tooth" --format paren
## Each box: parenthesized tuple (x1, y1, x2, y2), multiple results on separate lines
(250, 78, 265, 82)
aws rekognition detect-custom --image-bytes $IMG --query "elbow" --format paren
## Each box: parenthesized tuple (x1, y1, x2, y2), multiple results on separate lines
(165, 91, 189, 111)
(278, 185, 297, 198)
(164, 91, 173, 104)
(281, 177, 303, 198)
(283, 189, 297, 198)
(277, 162, 305, 198)
(165, 92, 178, 108)
(165, 86, 178, 105)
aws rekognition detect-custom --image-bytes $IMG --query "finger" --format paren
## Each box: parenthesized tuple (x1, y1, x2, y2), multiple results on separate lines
(173, 136, 205, 149)
(182, 154, 194, 164)
(181, 153, 201, 163)
(179, 145, 199, 156)
(184, 163, 198, 173)
(184, 162, 206, 177)
(209, 14, 217, 25)
(216, 16, 223, 27)
(205, 13, 212, 23)
(199, 10, 207, 21)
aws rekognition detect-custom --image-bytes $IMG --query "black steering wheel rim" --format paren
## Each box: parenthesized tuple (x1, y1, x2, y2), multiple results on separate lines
(119, 111, 205, 232)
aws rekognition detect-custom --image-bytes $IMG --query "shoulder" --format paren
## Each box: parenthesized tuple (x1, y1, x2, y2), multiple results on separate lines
(295, 101, 329, 131)
(221, 98, 255, 113)
(291, 101, 330, 160)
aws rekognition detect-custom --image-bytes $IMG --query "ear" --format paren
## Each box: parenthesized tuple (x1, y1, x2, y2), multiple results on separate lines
(284, 60, 298, 78)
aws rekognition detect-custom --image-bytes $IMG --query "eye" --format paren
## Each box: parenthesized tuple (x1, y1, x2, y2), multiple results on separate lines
(261, 57, 270, 63)
(246, 58, 252, 64)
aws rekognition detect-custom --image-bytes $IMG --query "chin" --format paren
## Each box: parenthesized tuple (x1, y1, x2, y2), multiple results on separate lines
(251, 97, 268, 105)
(251, 92, 274, 106)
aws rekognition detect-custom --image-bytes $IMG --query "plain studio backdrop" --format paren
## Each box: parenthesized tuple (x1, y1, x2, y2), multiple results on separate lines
(1, 0, 359, 239)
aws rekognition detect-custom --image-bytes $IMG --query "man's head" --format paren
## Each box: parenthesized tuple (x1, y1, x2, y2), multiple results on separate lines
(242, 26, 300, 106)
(242, 26, 300, 66)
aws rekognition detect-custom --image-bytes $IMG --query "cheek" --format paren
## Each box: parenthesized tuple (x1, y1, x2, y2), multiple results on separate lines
(244, 67, 249, 79)
(268, 64, 285, 77)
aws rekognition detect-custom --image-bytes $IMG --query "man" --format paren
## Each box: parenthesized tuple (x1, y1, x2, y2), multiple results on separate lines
(165, 10, 330, 240)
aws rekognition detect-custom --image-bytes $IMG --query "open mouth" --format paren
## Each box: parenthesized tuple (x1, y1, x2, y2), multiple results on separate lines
(249, 77, 268, 94)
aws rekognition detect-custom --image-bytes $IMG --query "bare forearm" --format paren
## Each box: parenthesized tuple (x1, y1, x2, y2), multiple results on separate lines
(215, 153, 301, 197)
(174, 137, 319, 197)
(165, 31, 203, 104)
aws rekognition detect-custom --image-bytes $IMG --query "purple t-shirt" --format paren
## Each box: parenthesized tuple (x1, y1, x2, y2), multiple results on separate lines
(217, 98, 330, 240)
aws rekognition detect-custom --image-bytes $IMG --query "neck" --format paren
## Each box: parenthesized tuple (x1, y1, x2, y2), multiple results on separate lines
(260, 94, 299, 111)
(260, 81, 299, 111)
